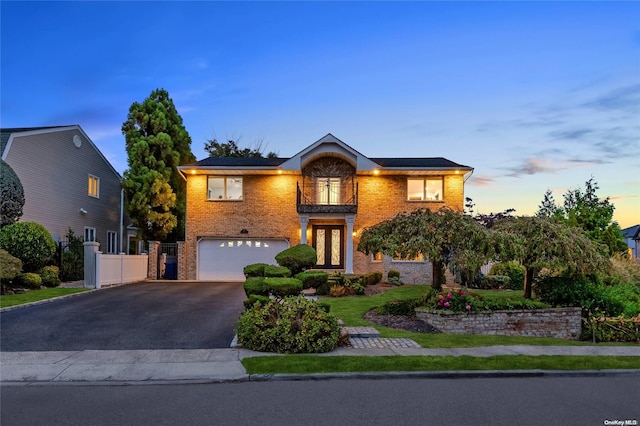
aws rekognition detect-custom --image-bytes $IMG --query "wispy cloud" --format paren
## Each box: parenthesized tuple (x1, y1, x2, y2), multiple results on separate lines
(610, 194, 640, 201)
(467, 175, 495, 186)
(583, 84, 640, 115)
(505, 157, 559, 177)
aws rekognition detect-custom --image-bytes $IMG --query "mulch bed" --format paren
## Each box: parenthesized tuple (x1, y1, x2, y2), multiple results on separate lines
(361, 283, 440, 334)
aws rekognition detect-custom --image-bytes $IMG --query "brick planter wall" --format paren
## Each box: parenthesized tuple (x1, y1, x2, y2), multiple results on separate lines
(415, 307, 582, 339)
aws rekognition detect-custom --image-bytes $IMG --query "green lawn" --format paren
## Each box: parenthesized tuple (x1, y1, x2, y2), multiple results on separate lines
(320, 285, 590, 347)
(242, 355, 640, 374)
(0, 287, 89, 308)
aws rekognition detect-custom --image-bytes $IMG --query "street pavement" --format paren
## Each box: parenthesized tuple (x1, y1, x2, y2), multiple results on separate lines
(2, 283, 639, 385)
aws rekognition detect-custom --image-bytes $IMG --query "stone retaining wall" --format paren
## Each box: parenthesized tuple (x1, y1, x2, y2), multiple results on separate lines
(415, 307, 582, 339)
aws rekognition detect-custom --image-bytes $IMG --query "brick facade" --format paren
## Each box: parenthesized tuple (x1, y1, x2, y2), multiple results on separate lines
(179, 135, 471, 282)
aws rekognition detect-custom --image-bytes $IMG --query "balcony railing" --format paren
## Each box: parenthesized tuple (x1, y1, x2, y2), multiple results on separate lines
(296, 181, 358, 214)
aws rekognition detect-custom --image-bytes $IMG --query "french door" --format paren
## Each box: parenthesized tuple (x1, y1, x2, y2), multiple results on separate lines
(312, 225, 344, 269)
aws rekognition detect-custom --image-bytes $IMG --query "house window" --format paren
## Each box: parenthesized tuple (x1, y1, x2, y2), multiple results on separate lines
(316, 177, 340, 205)
(371, 252, 383, 262)
(207, 177, 243, 200)
(393, 252, 424, 262)
(107, 231, 117, 254)
(88, 175, 100, 198)
(407, 178, 443, 201)
(84, 227, 96, 242)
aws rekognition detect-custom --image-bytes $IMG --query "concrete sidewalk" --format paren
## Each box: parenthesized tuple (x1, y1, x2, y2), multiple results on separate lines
(2, 345, 639, 385)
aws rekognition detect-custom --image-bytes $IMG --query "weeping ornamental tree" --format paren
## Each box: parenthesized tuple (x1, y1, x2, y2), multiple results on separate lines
(357, 208, 518, 290)
(494, 216, 609, 299)
(122, 89, 195, 241)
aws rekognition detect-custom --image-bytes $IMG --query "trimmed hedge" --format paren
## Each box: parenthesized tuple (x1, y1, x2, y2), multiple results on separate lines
(40, 265, 61, 287)
(275, 244, 316, 274)
(243, 277, 268, 297)
(13, 272, 42, 289)
(243, 294, 270, 310)
(0, 222, 55, 272)
(264, 265, 292, 278)
(263, 277, 303, 298)
(295, 271, 328, 289)
(243, 263, 269, 277)
(480, 275, 512, 289)
(489, 261, 525, 290)
(361, 272, 382, 286)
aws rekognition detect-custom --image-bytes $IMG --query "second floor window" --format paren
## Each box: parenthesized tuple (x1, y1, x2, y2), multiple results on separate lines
(316, 177, 340, 205)
(407, 178, 443, 201)
(88, 175, 100, 198)
(208, 177, 243, 200)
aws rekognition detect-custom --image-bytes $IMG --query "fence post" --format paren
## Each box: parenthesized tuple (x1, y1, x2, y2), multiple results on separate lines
(148, 241, 160, 279)
(83, 242, 100, 289)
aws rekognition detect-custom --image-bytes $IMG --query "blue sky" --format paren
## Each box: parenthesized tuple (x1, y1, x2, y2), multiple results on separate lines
(2, 1, 638, 228)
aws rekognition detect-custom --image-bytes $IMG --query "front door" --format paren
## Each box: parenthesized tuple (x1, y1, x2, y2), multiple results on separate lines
(312, 225, 344, 269)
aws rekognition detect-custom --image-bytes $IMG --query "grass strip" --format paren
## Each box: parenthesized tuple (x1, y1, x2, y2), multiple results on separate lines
(242, 355, 640, 375)
(0, 288, 88, 308)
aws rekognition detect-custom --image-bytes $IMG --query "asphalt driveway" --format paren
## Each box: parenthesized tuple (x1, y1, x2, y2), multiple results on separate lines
(0, 281, 246, 351)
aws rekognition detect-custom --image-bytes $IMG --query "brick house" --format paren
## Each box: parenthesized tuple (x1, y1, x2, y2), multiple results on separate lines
(177, 134, 473, 282)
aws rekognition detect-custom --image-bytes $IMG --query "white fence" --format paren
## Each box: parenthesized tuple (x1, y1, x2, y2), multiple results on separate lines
(95, 252, 148, 288)
(84, 242, 149, 288)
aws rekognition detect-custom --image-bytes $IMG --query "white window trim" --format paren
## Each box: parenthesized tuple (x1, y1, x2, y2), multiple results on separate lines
(407, 177, 443, 202)
(107, 231, 118, 254)
(88, 174, 100, 198)
(84, 227, 97, 242)
(207, 176, 243, 201)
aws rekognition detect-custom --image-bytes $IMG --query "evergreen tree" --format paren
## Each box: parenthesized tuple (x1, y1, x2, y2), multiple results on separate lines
(121, 88, 195, 241)
(0, 159, 25, 227)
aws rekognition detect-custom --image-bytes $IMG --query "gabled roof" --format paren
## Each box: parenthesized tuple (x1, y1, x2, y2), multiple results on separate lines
(178, 133, 473, 177)
(1, 125, 121, 179)
(622, 225, 640, 239)
(1, 126, 71, 156)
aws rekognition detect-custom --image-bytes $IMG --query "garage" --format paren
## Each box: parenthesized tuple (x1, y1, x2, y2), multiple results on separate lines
(197, 238, 290, 281)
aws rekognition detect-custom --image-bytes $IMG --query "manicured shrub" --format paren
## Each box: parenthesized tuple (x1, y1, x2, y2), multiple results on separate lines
(243, 263, 269, 277)
(0, 159, 25, 227)
(40, 265, 61, 287)
(264, 265, 292, 278)
(316, 280, 332, 296)
(59, 229, 83, 282)
(243, 294, 270, 310)
(0, 249, 22, 280)
(0, 222, 56, 272)
(294, 271, 328, 289)
(13, 272, 43, 289)
(243, 277, 268, 297)
(361, 271, 382, 286)
(274, 244, 317, 275)
(387, 269, 400, 279)
(387, 270, 402, 285)
(236, 296, 340, 353)
(264, 277, 303, 298)
(480, 275, 512, 289)
(489, 261, 525, 290)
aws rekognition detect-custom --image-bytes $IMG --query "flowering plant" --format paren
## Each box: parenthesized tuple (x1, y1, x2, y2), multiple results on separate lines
(425, 288, 475, 313)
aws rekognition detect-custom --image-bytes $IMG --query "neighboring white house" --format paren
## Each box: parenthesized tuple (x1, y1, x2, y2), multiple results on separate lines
(1, 125, 136, 253)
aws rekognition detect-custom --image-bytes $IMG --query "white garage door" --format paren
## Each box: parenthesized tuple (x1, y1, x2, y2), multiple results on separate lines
(197, 238, 290, 281)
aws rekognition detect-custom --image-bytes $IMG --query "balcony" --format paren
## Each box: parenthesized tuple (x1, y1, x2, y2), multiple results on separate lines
(296, 180, 358, 214)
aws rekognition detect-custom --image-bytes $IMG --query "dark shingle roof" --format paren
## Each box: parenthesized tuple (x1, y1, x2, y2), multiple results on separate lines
(370, 157, 471, 169)
(189, 157, 289, 167)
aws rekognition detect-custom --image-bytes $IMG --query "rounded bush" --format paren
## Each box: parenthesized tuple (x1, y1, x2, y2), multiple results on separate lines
(264, 277, 303, 298)
(243, 277, 268, 297)
(264, 265, 292, 278)
(40, 265, 61, 287)
(243, 263, 269, 277)
(387, 269, 400, 279)
(275, 244, 316, 275)
(14, 272, 43, 289)
(489, 261, 525, 290)
(236, 296, 340, 353)
(0, 249, 22, 280)
(243, 294, 270, 310)
(0, 222, 55, 272)
(294, 271, 328, 289)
